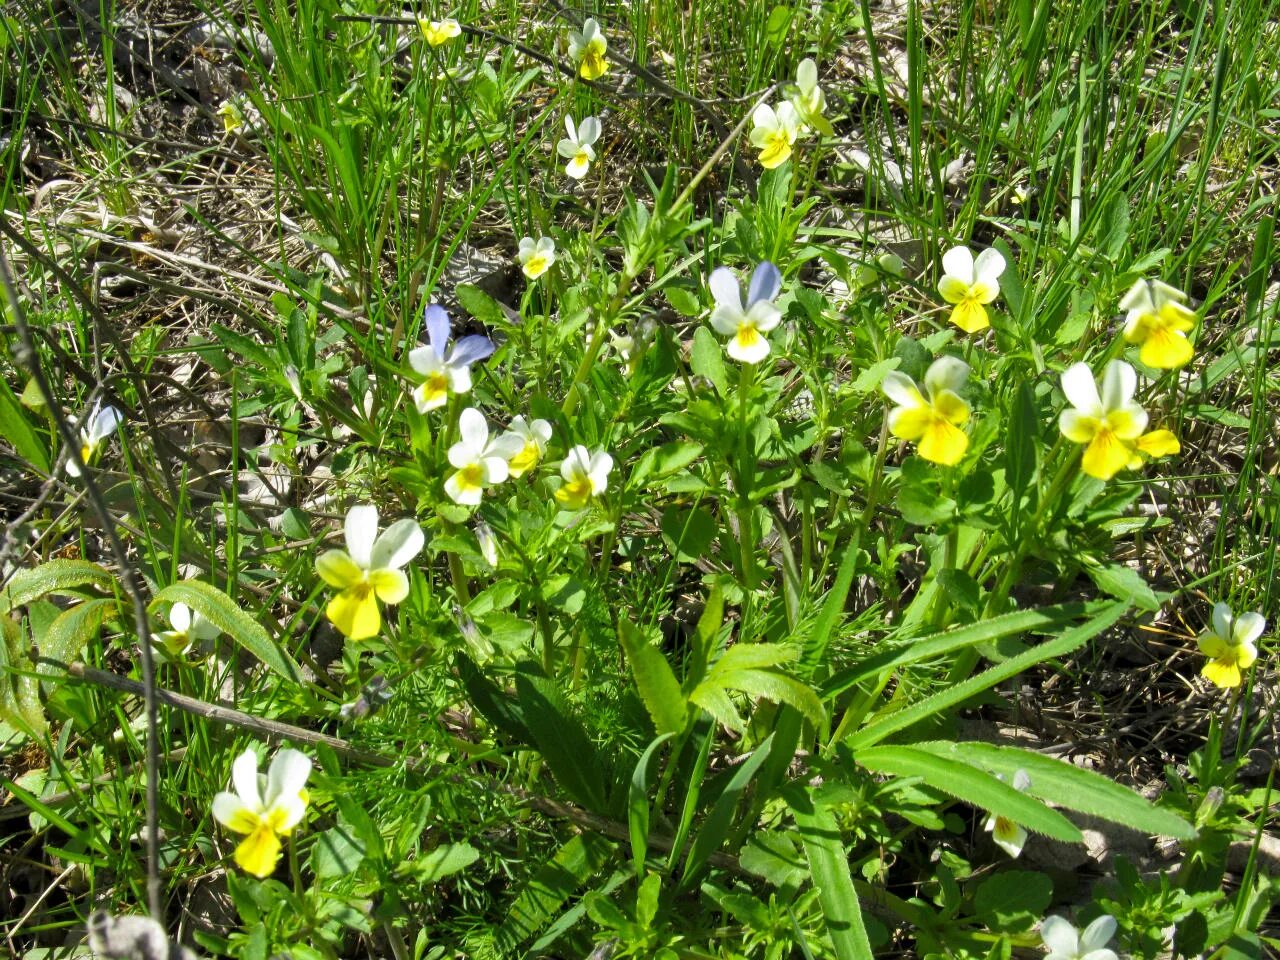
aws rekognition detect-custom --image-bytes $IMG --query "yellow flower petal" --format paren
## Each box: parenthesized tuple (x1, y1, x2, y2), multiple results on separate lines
(1081, 429, 1131, 480)
(369, 568, 409, 605)
(1138, 325, 1194, 369)
(918, 417, 969, 466)
(758, 134, 793, 169)
(1135, 429, 1179, 459)
(579, 48, 608, 80)
(888, 406, 932, 443)
(948, 299, 989, 333)
(1201, 658, 1242, 689)
(234, 824, 282, 878)
(932, 391, 970, 426)
(327, 584, 381, 640)
(509, 442, 541, 477)
(555, 477, 593, 509)
(316, 550, 362, 589)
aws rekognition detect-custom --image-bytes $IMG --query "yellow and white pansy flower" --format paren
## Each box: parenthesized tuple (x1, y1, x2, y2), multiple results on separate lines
(881, 356, 972, 466)
(444, 407, 524, 506)
(517, 236, 556, 279)
(67, 402, 123, 477)
(211, 747, 312, 878)
(708, 261, 783, 364)
(788, 58, 834, 136)
(984, 769, 1031, 858)
(1118, 278, 1196, 369)
(937, 245, 1006, 333)
(557, 115, 601, 179)
(1198, 602, 1264, 689)
(407, 304, 494, 412)
(748, 101, 801, 169)
(554, 445, 613, 509)
(1057, 360, 1178, 481)
(418, 17, 461, 46)
(1040, 915, 1119, 960)
(500, 415, 552, 478)
(316, 505, 424, 640)
(154, 602, 220, 659)
(568, 17, 608, 81)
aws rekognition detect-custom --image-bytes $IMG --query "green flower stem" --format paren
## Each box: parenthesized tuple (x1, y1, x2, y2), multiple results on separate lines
(735, 361, 757, 600)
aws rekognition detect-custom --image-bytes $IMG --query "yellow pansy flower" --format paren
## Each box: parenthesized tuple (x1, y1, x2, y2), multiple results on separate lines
(748, 101, 801, 169)
(568, 18, 608, 81)
(1057, 360, 1177, 481)
(500, 415, 552, 478)
(554, 445, 613, 509)
(881, 356, 972, 466)
(418, 17, 461, 46)
(1198, 602, 1264, 689)
(937, 245, 1006, 333)
(517, 236, 556, 280)
(315, 505, 424, 640)
(1118, 278, 1196, 369)
(211, 747, 311, 878)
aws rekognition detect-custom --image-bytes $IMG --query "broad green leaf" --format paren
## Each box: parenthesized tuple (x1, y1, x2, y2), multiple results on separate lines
(0, 560, 114, 616)
(455, 655, 533, 744)
(855, 745, 1080, 841)
(0, 376, 48, 472)
(822, 602, 1100, 700)
(973, 870, 1053, 932)
(710, 668, 825, 733)
(495, 833, 614, 952)
(619, 622, 688, 736)
(793, 800, 874, 960)
(690, 326, 729, 396)
(740, 830, 807, 889)
(1005, 380, 1038, 505)
(455, 283, 516, 328)
(659, 505, 718, 563)
(679, 733, 774, 889)
(515, 672, 607, 812)
(629, 733, 674, 881)
(712, 642, 797, 672)
(846, 601, 1127, 748)
(913, 741, 1195, 839)
(411, 841, 480, 883)
(1085, 562, 1162, 612)
(38, 598, 116, 674)
(311, 823, 367, 879)
(151, 580, 301, 684)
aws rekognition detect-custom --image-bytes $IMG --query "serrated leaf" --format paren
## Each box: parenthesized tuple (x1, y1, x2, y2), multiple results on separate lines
(912, 741, 1195, 839)
(0, 560, 114, 616)
(855, 745, 1080, 841)
(38, 598, 116, 674)
(619, 622, 688, 736)
(629, 733, 674, 880)
(711, 668, 825, 732)
(150, 581, 301, 684)
(516, 671, 607, 812)
(495, 833, 614, 952)
(1085, 563, 1161, 611)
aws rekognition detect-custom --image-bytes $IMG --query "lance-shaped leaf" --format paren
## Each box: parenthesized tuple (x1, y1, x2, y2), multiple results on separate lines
(619, 621, 688, 736)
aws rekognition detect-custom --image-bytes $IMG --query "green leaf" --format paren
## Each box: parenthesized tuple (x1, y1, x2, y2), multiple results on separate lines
(455, 283, 516, 328)
(973, 870, 1053, 932)
(764, 5, 794, 47)
(912, 741, 1195, 839)
(1085, 563, 1162, 612)
(0, 560, 114, 616)
(659, 505, 717, 563)
(679, 734, 775, 888)
(898, 482, 956, 526)
(740, 830, 807, 889)
(311, 823, 367, 879)
(38, 599, 116, 674)
(412, 842, 480, 883)
(855, 745, 1081, 841)
(793, 800, 874, 960)
(629, 733, 674, 881)
(799, 543, 860, 678)
(1005, 380, 1038, 506)
(495, 833, 614, 952)
(150, 580, 301, 684)
(455, 655, 533, 744)
(515, 671, 607, 812)
(0, 376, 48, 472)
(846, 601, 1127, 748)
(619, 622, 688, 736)
(709, 668, 826, 733)
(690, 326, 729, 396)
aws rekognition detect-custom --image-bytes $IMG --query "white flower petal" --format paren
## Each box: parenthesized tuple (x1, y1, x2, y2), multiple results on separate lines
(941, 245, 975, 283)
(589, 451, 613, 490)
(751, 102, 779, 131)
(90, 405, 123, 442)
(371, 518, 424, 571)
(881, 371, 924, 409)
(344, 504, 378, 569)
(449, 441, 479, 470)
(973, 248, 1006, 285)
(709, 267, 742, 313)
(169, 603, 192, 633)
(924, 356, 969, 397)
(1118, 279, 1154, 314)
(561, 445, 592, 481)
(408, 345, 443, 376)
(1100, 360, 1137, 412)
(578, 116, 600, 146)
(483, 456, 510, 485)
(1232, 611, 1266, 647)
(1212, 602, 1233, 642)
(457, 407, 489, 452)
(746, 300, 782, 332)
(1061, 363, 1102, 416)
(264, 748, 312, 808)
(1039, 916, 1080, 956)
(1079, 915, 1117, 952)
(796, 57, 817, 92)
(212, 791, 252, 829)
(231, 749, 263, 811)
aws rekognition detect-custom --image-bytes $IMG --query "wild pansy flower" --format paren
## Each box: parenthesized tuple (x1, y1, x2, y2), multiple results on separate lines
(407, 304, 494, 412)
(881, 357, 971, 466)
(787, 58, 833, 136)
(154, 602, 219, 659)
(708, 261, 783, 364)
(749, 101, 801, 169)
(557, 115, 600, 179)
(554, 445, 613, 509)
(1039, 914, 1119, 960)
(937, 245, 1006, 333)
(316, 505, 424, 640)
(984, 770, 1031, 858)
(1198, 603, 1264, 689)
(212, 747, 312, 878)
(1058, 360, 1179, 481)
(444, 408, 522, 505)
(517, 236, 556, 279)
(418, 18, 461, 46)
(500, 415, 552, 478)
(568, 18, 608, 80)
(66, 402, 122, 477)
(474, 521, 499, 568)
(1118, 278, 1196, 369)
(217, 99, 244, 134)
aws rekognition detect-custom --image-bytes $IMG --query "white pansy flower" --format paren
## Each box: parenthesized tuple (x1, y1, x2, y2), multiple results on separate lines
(568, 18, 608, 80)
(983, 769, 1031, 858)
(500, 415, 552, 478)
(67, 402, 122, 477)
(1040, 914, 1119, 960)
(444, 407, 523, 506)
(557, 115, 601, 179)
(748, 101, 801, 169)
(211, 747, 312, 878)
(518, 236, 556, 279)
(554, 445, 612, 509)
(937, 245, 1006, 333)
(154, 602, 220, 659)
(708, 261, 783, 364)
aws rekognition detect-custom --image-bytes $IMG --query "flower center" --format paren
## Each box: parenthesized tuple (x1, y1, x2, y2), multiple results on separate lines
(457, 463, 485, 491)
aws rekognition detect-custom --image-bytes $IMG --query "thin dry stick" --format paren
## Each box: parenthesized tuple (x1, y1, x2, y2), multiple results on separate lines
(0, 251, 164, 920)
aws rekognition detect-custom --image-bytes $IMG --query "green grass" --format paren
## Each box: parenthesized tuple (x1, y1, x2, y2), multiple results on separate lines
(1, 0, 1278, 957)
